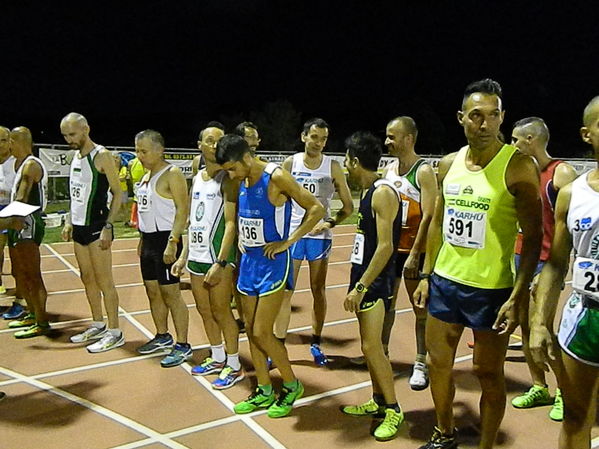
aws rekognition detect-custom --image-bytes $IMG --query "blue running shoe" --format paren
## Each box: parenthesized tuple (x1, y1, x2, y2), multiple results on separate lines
(212, 366, 245, 390)
(191, 357, 226, 375)
(310, 344, 328, 366)
(161, 343, 192, 368)
(137, 333, 174, 354)
(3, 302, 26, 320)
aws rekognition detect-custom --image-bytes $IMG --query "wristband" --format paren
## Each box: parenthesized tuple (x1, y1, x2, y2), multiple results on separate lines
(325, 218, 336, 228)
(215, 259, 227, 267)
(419, 272, 431, 280)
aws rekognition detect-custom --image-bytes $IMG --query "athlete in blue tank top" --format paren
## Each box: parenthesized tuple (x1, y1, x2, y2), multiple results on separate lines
(216, 134, 324, 419)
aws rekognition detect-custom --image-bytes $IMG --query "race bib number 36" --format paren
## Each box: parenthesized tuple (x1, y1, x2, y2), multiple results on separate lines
(350, 233, 365, 265)
(443, 208, 487, 249)
(572, 257, 599, 300)
(239, 217, 266, 247)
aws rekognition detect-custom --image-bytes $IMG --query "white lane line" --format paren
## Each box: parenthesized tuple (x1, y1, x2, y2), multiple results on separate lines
(0, 366, 187, 449)
(41, 263, 140, 275)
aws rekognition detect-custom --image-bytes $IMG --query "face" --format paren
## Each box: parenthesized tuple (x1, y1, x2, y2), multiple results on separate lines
(0, 128, 10, 160)
(344, 151, 360, 189)
(301, 125, 328, 155)
(385, 121, 410, 157)
(60, 120, 88, 150)
(221, 153, 252, 180)
(458, 93, 505, 148)
(198, 127, 224, 163)
(510, 126, 533, 155)
(135, 137, 164, 170)
(243, 127, 260, 153)
(581, 106, 599, 155)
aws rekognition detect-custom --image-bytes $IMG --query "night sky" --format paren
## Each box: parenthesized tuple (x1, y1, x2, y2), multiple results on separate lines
(2, 1, 597, 156)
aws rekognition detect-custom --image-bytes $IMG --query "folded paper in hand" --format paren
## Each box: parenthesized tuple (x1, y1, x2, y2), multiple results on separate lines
(0, 201, 41, 218)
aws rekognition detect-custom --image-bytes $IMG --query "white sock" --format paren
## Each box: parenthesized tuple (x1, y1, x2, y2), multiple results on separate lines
(91, 321, 105, 329)
(211, 344, 226, 363)
(108, 328, 122, 337)
(227, 353, 241, 371)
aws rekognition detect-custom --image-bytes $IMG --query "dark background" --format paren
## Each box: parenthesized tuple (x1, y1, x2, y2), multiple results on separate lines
(1, 1, 597, 156)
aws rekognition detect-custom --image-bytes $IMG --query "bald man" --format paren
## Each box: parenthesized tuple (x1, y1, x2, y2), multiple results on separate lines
(7, 127, 50, 338)
(60, 113, 124, 352)
(509, 117, 577, 421)
(192, 122, 226, 176)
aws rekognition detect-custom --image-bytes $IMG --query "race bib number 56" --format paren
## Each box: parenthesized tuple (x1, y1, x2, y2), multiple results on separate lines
(443, 208, 487, 249)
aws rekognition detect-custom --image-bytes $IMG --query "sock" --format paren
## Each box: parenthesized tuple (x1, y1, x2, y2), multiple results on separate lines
(276, 337, 286, 344)
(176, 342, 191, 349)
(311, 334, 321, 346)
(227, 352, 241, 371)
(91, 321, 105, 329)
(156, 332, 170, 338)
(415, 354, 427, 364)
(373, 393, 385, 405)
(385, 403, 401, 413)
(283, 378, 300, 390)
(259, 384, 273, 395)
(108, 328, 122, 337)
(211, 344, 226, 362)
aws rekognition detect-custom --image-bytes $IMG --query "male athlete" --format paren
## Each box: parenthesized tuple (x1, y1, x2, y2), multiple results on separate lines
(192, 122, 225, 176)
(274, 118, 353, 365)
(234, 121, 261, 156)
(510, 117, 577, 420)
(340, 131, 404, 441)
(414, 79, 543, 449)
(61, 112, 124, 352)
(216, 134, 324, 418)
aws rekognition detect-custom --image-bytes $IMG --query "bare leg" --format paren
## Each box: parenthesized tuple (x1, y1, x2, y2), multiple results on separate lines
(88, 241, 120, 329)
(243, 294, 271, 386)
(191, 274, 221, 345)
(159, 283, 188, 343)
(143, 280, 169, 334)
(209, 266, 239, 354)
(273, 259, 301, 339)
(74, 243, 104, 323)
(13, 242, 47, 323)
(308, 257, 329, 338)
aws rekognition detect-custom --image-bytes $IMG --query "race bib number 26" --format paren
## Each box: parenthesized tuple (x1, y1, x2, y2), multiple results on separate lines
(572, 257, 599, 300)
(443, 208, 487, 249)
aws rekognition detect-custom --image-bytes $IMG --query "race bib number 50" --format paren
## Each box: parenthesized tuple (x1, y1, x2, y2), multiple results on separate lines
(443, 208, 487, 249)
(239, 217, 266, 247)
(572, 257, 599, 300)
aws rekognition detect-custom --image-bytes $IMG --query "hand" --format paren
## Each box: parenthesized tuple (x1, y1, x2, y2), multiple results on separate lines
(163, 241, 177, 265)
(309, 221, 332, 236)
(62, 223, 73, 241)
(344, 288, 364, 313)
(413, 279, 429, 309)
(204, 263, 223, 287)
(529, 323, 557, 372)
(170, 257, 186, 277)
(99, 227, 113, 250)
(137, 239, 142, 257)
(263, 240, 290, 259)
(492, 297, 519, 335)
(8, 217, 26, 231)
(403, 253, 420, 280)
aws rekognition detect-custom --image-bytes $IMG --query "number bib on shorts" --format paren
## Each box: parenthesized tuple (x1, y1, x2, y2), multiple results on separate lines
(443, 208, 487, 249)
(239, 217, 266, 247)
(572, 256, 599, 301)
(350, 233, 365, 265)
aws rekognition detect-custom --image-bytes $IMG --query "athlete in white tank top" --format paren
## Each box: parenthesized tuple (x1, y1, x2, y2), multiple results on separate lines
(137, 164, 177, 233)
(0, 155, 16, 206)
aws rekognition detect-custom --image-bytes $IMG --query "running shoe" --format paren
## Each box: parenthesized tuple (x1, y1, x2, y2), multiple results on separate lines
(234, 387, 276, 414)
(136, 333, 173, 354)
(511, 385, 552, 408)
(409, 361, 430, 391)
(212, 366, 245, 390)
(373, 408, 404, 441)
(549, 388, 564, 421)
(160, 343, 192, 368)
(267, 381, 304, 418)
(310, 343, 328, 366)
(418, 426, 458, 449)
(191, 357, 226, 375)
(2, 302, 26, 320)
(87, 332, 125, 353)
(341, 398, 384, 417)
(14, 322, 50, 339)
(8, 313, 36, 328)
(70, 325, 107, 343)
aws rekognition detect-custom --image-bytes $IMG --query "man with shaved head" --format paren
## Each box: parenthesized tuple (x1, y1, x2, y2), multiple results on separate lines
(7, 126, 50, 338)
(60, 113, 124, 352)
(509, 117, 577, 421)
(192, 121, 225, 176)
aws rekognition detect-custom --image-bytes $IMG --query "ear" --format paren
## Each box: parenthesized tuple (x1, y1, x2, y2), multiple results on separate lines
(300, 132, 307, 143)
(197, 140, 202, 149)
(457, 110, 464, 126)
(580, 126, 591, 144)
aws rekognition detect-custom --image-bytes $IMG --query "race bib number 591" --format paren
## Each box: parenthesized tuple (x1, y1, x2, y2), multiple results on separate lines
(443, 208, 487, 249)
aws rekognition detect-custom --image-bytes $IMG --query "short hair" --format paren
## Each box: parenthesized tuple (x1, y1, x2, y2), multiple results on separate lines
(135, 129, 165, 148)
(233, 121, 258, 137)
(215, 134, 250, 165)
(513, 117, 550, 142)
(0, 126, 9, 136)
(199, 121, 225, 140)
(302, 117, 329, 134)
(583, 96, 599, 127)
(462, 78, 503, 108)
(388, 116, 418, 140)
(61, 112, 88, 127)
(345, 131, 383, 172)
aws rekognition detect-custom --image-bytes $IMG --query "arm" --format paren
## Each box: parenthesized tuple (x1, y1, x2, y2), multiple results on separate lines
(310, 160, 354, 235)
(96, 150, 123, 249)
(529, 185, 573, 371)
(192, 155, 202, 177)
(14, 159, 42, 203)
(282, 156, 293, 173)
(552, 162, 578, 191)
(403, 163, 438, 280)
(344, 185, 399, 313)
(163, 167, 189, 265)
(171, 185, 193, 277)
(493, 153, 542, 333)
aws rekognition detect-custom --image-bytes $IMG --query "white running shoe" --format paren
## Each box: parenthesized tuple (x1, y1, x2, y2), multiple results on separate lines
(87, 332, 125, 353)
(70, 326, 107, 343)
(409, 361, 429, 391)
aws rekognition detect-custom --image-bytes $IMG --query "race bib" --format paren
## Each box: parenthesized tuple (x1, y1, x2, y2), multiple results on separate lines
(443, 208, 487, 249)
(350, 233, 365, 265)
(137, 188, 151, 212)
(70, 179, 88, 204)
(401, 200, 409, 226)
(188, 225, 207, 250)
(301, 180, 321, 198)
(239, 217, 266, 247)
(572, 256, 599, 300)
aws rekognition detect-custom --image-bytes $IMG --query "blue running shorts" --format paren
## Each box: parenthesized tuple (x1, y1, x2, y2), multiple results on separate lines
(290, 237, 332, 261)
(237, 247, 293, 297)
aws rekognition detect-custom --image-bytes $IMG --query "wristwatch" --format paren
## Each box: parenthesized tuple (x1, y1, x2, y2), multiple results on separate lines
(419, 272, 431, 280)
(168, 235, 180, 244)
(355, 282, 368, 293)
(215, 259, 227, 268)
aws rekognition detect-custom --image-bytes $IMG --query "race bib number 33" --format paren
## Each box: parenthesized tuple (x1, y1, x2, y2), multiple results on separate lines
(239, 217, 266, 247)
(443, 208, 487, 249)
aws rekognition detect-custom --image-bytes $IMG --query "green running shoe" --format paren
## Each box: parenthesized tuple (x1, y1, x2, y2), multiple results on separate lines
(267, 381, 304, 418)
(341, 398, 384, 417)
(233, 387, 276, 414)
(549, 388, 564, 421)
(8, 313, 36, 328)
(511, 385, 552, 408)
(373, 408, 404, 441)
(14, 322, 50, 339)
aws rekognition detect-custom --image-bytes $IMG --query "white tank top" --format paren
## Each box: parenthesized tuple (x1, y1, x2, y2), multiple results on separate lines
(11, 155, 48, 211)
(567, 172, 599, 302)
(137, 164, 176, 233)
(289, 153, 335, 239)
(0, 156, 16, 206)
(69, 146, 105, 226)
(188, 170, 226, 264)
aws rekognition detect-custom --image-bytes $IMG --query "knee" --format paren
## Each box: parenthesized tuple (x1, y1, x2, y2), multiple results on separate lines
(361, 337, 382, 358)
(212, 305, 231, 324)
(252, 325, 273, 345)
(472, 363, 503, 387)
(80, 269, 96, 286)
